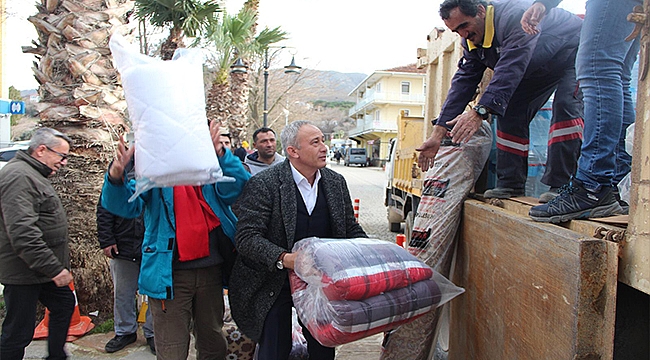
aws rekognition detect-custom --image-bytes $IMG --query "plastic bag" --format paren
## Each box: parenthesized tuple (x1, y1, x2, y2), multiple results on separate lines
(618, 123, 635, 204)
(251, 308, 307, 360)
(290, 237, 464, 348)
(109, 33, 232, 201)
(381, 120, 492, 360)
(289, 308, 308, 360)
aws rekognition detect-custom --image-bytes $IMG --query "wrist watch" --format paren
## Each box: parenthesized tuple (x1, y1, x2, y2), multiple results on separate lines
(473, 104, 491, 120)
(276, 252, 287, 270)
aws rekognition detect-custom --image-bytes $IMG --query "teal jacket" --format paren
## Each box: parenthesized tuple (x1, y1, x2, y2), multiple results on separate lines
(101, 149, 250, 299)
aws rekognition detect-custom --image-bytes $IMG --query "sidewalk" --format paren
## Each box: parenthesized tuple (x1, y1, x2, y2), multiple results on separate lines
(24, 328, 384, 359)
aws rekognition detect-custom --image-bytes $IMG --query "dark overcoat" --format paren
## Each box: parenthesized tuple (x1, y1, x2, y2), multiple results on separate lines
(229, 160, 367, 342)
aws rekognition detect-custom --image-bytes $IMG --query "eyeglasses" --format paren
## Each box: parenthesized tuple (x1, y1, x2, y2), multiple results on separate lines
(45, 146, 69, 161)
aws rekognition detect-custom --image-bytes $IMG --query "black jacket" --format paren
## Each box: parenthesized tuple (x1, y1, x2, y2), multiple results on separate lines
(96, 200, 144, 262)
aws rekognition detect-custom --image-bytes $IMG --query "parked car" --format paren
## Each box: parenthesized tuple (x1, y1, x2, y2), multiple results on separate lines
(0, 142, 29, 170)
(344, 148, 368, 167)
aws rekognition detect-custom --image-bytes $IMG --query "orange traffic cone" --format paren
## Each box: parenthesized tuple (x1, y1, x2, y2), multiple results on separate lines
(33, 280, 95, 341)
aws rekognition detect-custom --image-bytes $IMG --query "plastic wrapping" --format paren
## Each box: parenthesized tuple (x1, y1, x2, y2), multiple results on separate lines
(381, 121, 492, 360)
(618, 123, 636, 204)
(109, 34, 232, 201)
(289, 308, 308, 360)
(290, 237, 464, 348)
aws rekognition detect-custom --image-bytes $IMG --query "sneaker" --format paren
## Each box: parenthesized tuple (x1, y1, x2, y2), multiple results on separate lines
(483, 187, 525, 199)
(538, 187, 561, 203)
(613, 190, 630, 215)
(146, 337, 156, 355)
(105, 333, 137, 353)
(529, 178, 623, 223)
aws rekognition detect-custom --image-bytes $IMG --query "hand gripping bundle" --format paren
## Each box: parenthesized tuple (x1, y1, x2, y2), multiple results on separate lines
(109, 33, 232, 200)
(289, 237, 464, 347)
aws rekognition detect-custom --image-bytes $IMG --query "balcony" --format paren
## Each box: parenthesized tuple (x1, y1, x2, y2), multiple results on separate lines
(349, 90, 426, 116)
(349, 117, 398, 137)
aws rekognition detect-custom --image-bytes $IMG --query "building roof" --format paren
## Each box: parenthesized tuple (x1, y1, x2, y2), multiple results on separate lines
(380, 63, 426, 74)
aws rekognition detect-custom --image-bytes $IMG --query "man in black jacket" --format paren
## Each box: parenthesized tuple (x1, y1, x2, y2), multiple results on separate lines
(230, 121, 367, 360)
(97, 160, 155, 354)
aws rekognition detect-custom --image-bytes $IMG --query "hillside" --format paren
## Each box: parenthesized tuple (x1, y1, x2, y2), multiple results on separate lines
(302, 70, 367, 102)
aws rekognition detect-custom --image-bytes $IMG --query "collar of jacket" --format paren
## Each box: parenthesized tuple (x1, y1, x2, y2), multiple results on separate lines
(15, 150, 54, 177)
(467, 4, 495, 51)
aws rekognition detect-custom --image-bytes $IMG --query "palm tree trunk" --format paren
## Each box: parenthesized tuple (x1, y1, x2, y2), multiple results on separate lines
(22, 0, 133, 318)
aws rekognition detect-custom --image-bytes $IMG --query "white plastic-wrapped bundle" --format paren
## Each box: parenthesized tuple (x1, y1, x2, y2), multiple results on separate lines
(289, 237, 464, 347)
(109, 34, 231, 200)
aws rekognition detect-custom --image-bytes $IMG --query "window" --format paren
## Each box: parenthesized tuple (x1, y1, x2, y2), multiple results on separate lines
(401, 81, 411, 95)
(376, 82, 382, 92)
(375, 110, 381, 120)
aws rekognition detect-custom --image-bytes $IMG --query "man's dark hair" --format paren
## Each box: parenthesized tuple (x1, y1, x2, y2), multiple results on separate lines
(439, 0, 488, 19)
(252, 127, 276, 143)
(221, 132, 232, 141)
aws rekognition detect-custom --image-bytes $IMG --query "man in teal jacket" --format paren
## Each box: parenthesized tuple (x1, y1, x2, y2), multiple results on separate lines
(101, 121, 250, 360)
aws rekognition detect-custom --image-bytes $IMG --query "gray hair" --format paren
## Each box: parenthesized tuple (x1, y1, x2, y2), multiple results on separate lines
(280, 120, 313, 154)
(28, 128, 72, 155)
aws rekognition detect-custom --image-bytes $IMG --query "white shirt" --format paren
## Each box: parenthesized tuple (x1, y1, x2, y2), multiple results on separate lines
(290, 163, 321, 215)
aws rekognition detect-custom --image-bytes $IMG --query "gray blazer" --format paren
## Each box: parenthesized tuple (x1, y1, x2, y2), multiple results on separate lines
(229, 160, 367, 342)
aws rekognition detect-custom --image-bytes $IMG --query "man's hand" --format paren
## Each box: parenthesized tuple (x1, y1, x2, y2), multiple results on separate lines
(102, 245, 118, 258)
(521, 2, 547, 35)
(448, 111, 483, 144)
(108, 136, 135, 183)
(282, 252, 297, 270)
(416, 125, 447, 171)
(52, 269, 73, 287)
(210, 121, 225, 157)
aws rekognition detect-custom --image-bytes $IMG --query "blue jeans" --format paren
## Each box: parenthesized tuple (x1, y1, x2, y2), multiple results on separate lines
(575, 0, 642, 190)
(110, 258, 153, 338)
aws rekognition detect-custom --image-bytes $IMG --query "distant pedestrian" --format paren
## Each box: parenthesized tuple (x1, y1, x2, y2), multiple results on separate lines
(0, 128, 75, 360)
(334, 150, 342, 164)
(97, 159, 155, 354)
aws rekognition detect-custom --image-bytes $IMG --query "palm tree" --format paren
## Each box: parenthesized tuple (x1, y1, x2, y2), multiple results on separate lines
(134, 0, 221, 60)
(202, 7, 286, 145)
(21, 0, 134, 315)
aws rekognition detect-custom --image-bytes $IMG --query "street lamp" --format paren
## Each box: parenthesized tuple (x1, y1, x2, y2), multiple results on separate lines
(262, 47, 301, 127)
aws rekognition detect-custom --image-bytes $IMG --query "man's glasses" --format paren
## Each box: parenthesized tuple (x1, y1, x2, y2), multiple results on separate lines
(45, 146, 69, 161)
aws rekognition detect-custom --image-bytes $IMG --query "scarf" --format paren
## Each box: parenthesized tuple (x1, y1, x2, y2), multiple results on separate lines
(173, 186, 221, 261)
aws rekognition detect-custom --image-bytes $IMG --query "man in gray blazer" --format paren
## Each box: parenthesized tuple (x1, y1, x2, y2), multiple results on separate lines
(229, 120, 367, 360)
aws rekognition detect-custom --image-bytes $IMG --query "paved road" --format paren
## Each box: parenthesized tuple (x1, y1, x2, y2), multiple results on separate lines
(24, 161, 392, 359)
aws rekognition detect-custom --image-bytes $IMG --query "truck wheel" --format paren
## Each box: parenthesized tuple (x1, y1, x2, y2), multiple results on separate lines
(405, 212, 415, 246)
(389, 222, 401, 232)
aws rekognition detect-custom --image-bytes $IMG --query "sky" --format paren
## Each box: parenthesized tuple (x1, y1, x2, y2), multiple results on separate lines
(4, 0, 586, 91)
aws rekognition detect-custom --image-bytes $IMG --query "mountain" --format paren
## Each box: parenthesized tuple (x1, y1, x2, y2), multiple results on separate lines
(303, 70, 367, 102)
(269, 69, 366, 103)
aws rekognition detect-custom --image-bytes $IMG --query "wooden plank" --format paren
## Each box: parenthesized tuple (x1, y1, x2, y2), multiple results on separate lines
(449, 200, 618, 359)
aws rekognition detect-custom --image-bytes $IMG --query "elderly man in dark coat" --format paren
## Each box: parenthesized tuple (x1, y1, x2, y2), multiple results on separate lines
(229, 120, 367, 360)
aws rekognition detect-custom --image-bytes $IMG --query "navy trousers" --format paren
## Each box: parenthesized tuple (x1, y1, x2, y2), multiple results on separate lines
(495, 48, 583, 189)
(0, 282, 75, 360)
(257, 279, 335, 360)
